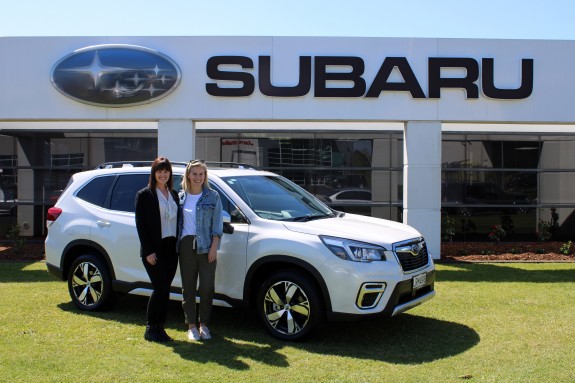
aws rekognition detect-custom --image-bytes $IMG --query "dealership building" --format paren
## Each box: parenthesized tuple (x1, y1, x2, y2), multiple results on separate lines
(1, 36, 575, 258)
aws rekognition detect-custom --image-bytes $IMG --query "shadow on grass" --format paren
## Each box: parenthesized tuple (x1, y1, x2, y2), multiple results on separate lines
(437, 263, 575, 283)
(0, 261, 54, 283)
(58, 294, 479, 368)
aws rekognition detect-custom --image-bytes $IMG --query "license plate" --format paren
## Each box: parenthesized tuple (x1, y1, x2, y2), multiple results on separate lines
(412, 273, 427, 290)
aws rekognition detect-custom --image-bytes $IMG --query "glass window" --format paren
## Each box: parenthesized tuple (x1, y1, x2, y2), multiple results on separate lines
(210, 183, 248, 224)
(540, 171, 575, 205)
(223, 175, 332, 221)
(0, 154, 17, 218)
(216, 132, 403, 221)
(539, 138, 575, 168)
(51, 153, 85, 168)
(109, 174, 149, 213)
(442, 132, 575, 241)
(442, 136, 542, 169)
(442, 209, 537, 241)
(101, 138, 156, 165)
(76, 176, 114, 208)
(333, 190, 371, 201)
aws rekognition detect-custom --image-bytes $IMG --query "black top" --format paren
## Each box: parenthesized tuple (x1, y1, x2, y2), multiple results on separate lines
(135, 186, 180, 259)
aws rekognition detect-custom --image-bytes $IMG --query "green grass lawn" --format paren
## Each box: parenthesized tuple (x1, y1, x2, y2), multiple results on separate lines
(1, 261, 574, 383)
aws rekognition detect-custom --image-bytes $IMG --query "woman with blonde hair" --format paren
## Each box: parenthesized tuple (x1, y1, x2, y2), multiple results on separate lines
(178, 160, 223, 341)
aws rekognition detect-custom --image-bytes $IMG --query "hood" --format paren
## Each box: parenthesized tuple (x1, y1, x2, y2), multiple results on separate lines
(283, 213, 422, 247)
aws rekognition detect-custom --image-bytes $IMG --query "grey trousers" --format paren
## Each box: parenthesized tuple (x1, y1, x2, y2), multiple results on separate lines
(179, 235, 217, 326)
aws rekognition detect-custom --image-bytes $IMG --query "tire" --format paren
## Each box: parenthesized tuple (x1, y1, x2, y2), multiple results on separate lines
(257, 270, 323, 341)
(67, 254, 115, 311)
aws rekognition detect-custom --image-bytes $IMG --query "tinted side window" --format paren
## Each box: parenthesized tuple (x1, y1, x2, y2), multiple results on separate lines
(76, 176, 115, 207)
(173, 175, 183, 192)
(210, 183, 248, 224)
(110, 174, 149, 213)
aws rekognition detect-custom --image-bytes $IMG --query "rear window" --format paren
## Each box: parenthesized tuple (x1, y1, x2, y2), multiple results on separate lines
(76, 176, 114, 207)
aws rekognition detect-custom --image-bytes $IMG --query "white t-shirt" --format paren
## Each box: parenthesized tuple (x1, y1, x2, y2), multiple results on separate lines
(182, 192, 202, 237)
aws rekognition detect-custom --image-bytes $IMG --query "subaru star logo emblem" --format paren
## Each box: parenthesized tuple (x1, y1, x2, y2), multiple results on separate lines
(51, 44, 181, 107)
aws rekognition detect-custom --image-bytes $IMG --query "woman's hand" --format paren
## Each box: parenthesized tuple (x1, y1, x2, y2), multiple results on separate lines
(146, 253, 157, 265)
(208, 236, 220, 263)
(208, 248, 217, 263)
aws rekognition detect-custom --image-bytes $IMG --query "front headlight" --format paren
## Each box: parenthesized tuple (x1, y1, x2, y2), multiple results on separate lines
(320, 236, 387, 262)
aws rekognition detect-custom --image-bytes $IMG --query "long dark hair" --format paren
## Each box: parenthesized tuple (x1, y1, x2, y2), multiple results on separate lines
(149, 156, 173, 190)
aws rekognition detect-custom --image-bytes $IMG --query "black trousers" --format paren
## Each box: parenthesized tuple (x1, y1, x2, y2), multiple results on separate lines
(142, 236, 178, 325)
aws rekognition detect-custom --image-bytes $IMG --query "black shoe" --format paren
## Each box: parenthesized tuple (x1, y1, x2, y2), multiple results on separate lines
(144, 324, 164, 343)
(158, 325, 174, 342)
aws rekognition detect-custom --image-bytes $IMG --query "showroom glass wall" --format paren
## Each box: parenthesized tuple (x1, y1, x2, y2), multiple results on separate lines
(0, 130, 405, 236)
(0, 132, 157, 236)
(442, 133, 575, 241)
(202, 131, 405, 222)
(1, 129, 574, 241)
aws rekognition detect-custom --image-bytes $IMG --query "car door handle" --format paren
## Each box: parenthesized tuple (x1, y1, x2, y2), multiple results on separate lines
(96, 220, 111, 228)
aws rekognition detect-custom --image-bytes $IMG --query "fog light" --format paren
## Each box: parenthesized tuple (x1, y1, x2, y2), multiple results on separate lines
(356, 283, 386, 309)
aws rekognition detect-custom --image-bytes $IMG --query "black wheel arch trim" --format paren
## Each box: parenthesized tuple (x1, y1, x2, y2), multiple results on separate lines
(60, 239, 117, 281)
(46, 262, 64, 280)
(244, 255, 332, 313)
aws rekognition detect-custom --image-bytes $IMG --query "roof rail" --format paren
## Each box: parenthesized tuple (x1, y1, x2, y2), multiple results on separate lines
(201, 162, 258, 170)
(95, 161, 258, 170)
(95, 161, 151, 169)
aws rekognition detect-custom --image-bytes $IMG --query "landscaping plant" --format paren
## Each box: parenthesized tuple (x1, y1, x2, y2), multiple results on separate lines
(487, 224, 506, 245)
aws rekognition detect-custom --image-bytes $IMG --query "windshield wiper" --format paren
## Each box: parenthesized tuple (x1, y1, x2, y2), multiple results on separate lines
(287, 214, 330, 222)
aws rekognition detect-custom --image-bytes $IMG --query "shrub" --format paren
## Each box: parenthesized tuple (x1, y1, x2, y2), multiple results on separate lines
(537, 219, 553, 242)
(559, 241, 572, 255)
(488, 224, 506, 244)
(6, 224, 27, 254)
(442, 214, 456, 242)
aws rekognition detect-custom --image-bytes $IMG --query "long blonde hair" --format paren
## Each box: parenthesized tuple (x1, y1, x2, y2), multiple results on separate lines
(181, 160, 210, 193)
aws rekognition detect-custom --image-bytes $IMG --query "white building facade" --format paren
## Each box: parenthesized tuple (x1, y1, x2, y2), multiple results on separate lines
(1, 36, 575, 258)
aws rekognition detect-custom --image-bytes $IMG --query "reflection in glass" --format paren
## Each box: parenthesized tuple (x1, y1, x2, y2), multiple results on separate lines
(220, 133, 404, 221)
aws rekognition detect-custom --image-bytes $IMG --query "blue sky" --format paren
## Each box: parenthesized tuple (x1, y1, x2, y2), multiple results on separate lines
(1, 0, 574, 40)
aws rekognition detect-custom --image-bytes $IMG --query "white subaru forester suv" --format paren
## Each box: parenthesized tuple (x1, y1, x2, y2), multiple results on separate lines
(45, 162, 435, 341)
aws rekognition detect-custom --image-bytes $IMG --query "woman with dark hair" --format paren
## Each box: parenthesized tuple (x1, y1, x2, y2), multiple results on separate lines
(135, 156, 180, 342)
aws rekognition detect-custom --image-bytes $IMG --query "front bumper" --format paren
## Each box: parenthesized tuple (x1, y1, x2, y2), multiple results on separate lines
(326, 269, 435, 321)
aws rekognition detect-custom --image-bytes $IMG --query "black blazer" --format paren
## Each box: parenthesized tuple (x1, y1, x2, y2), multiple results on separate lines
(135, 186, 180, 259)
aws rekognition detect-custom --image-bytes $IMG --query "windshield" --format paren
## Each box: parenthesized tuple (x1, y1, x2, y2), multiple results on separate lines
(222, 175, 334, 221)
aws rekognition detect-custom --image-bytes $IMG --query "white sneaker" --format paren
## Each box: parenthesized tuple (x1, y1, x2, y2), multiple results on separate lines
(187, 328, 200, 341)
(199, 325, 211, 340)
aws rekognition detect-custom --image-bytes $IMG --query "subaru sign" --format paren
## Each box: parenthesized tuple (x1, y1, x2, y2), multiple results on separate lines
(51, 45, 181, 107)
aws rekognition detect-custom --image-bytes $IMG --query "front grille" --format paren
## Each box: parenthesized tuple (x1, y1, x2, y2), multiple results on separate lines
(393, 238, 429, 272)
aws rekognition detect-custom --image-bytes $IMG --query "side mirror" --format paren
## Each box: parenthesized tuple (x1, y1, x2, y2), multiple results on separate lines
(222, 211, 234, 234)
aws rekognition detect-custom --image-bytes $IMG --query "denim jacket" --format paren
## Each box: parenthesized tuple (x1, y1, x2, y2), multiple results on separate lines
(177, 187, 223, 254)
